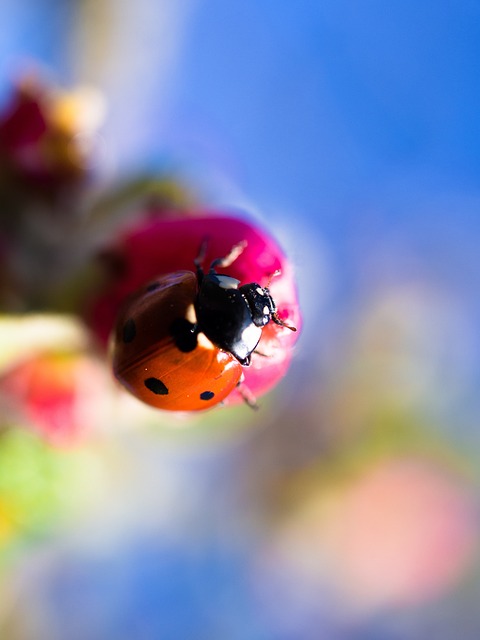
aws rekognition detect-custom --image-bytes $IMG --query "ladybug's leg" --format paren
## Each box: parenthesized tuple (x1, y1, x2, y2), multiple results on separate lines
(252, 348, 271, 358)
(236, 375, 259, 410)
(210, 240, 247, 272)
(194, 239, 209, 284)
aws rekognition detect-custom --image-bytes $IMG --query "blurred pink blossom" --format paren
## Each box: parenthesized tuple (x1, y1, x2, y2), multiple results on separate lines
(267, 457, 478, 616)
(0, 76, 104, 192)
(0, 351, 111, 446)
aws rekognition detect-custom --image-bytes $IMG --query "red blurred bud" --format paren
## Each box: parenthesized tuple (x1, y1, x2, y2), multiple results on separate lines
(0, 352, 109, 446)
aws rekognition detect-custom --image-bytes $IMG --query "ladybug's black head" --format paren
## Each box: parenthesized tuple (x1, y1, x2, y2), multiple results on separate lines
(237, 283, 276, 327)
(194, 242, 296, 366)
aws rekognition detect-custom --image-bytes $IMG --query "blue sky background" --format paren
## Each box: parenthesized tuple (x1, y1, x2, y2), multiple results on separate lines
(1, 1, 479, 233)
(2, 1, 480, 186)
(0, 0, 478, 370)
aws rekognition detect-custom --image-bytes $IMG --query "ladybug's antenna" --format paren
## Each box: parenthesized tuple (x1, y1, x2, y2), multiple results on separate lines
(210, 240, 247, 272)
(266, 269, 297, 332)
(272, 312, 297, 332)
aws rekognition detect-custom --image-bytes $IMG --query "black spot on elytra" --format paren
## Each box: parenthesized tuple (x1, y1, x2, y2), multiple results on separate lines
(200, 390, 215, 401)
(144, 377, 168, 395)
(170, 317, 198, 352)
(122, 318, 136, 343)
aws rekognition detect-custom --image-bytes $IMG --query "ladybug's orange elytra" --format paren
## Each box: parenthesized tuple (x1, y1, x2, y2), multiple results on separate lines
(111, 271, 243, 411)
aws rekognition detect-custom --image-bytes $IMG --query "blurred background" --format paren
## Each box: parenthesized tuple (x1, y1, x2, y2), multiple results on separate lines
(0, 1, 479, 638)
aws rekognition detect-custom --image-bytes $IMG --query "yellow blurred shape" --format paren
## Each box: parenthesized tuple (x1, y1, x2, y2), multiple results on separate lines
(50, 86, 107, 136)
(0, 315, 89, 374)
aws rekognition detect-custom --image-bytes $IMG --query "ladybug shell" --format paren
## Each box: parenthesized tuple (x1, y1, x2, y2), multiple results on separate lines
(111, 270, 243, 411)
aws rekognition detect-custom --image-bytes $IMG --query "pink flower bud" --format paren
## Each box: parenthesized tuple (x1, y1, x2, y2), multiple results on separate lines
(88, 213, 301, 408)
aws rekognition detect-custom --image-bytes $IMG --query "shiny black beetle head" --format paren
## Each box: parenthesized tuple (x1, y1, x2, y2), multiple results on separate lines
(193, 243, 295, 366)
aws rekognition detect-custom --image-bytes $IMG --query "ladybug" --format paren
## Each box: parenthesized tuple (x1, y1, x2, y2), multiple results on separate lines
(111, 241, 296, 411)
